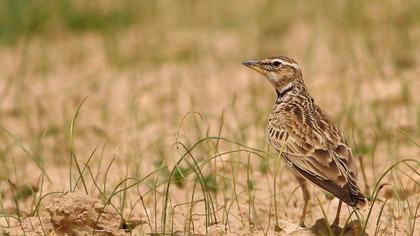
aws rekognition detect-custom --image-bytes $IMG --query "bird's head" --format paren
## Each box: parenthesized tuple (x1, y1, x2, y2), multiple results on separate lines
(242, 56, 303, 91)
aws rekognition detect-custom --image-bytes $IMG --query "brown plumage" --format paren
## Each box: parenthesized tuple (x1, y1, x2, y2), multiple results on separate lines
(243, 56, 367, 227)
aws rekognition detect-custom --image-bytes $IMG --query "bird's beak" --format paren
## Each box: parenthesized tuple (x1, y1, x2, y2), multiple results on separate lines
(242, 59, 265, 74)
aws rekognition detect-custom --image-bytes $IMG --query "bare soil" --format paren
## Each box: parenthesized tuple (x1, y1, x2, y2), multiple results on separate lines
(5, 192, 144, 236)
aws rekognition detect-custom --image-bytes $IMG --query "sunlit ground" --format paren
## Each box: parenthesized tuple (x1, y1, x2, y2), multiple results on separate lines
(0, 1, 419, 235)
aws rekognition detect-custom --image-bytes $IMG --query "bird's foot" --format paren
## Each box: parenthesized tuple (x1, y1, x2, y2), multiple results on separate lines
(332, 218, 339, 227)
(310, 218, 343, 236)
(298, 220, 306, 228)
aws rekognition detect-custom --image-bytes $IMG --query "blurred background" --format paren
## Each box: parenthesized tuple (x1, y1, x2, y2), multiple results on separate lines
(0, 0, 418, 161)
(0, 0, 419, 234)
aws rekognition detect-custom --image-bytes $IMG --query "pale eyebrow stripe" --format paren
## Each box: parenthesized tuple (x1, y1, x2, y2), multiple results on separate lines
(282, 61, 300, 70)
(272, 59, 300, 70)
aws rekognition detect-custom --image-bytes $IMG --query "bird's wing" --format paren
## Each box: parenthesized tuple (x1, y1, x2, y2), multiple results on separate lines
(268, 104, 366, 207)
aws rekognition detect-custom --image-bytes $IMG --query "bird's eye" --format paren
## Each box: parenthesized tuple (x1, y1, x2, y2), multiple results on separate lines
(272, 60, 282, 67)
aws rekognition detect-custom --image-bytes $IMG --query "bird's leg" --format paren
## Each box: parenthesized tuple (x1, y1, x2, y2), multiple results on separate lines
(332, 200, 342, 226)
(295, 175, 310, 227)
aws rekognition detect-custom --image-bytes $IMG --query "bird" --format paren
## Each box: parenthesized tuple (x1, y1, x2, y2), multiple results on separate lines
(242, 56, 367, 227)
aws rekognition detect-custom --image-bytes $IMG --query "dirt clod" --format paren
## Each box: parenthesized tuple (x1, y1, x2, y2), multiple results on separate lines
(310, 218, 368, 236)
(46, 192, 126, 235)
(4, 192, 140, 236)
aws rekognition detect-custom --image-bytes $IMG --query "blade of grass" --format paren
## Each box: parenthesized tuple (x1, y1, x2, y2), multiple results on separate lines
(362, 159, 419, 235)
(0, 126, 51, 182)
(69, 96, 89, 194)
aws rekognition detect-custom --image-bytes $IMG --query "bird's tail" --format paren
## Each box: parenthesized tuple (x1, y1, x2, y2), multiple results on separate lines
(292, 163, 369, 209)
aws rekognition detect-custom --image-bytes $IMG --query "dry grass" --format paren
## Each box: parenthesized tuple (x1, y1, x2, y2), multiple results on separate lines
(0, 0, 419, 235)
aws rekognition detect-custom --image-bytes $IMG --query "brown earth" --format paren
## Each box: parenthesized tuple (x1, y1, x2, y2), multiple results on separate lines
(0, 1, 419, 236)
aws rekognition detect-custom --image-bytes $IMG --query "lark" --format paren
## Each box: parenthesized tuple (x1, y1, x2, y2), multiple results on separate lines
(242, 56, 367, 227)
